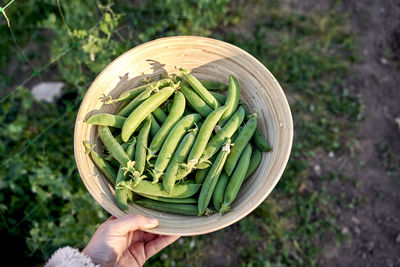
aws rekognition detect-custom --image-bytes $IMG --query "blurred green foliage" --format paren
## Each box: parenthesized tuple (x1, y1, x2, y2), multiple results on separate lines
(0, 0, 362, 265)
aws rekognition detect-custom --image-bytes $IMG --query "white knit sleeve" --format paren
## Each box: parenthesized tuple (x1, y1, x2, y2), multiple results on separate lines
(45, 246, 99, 267)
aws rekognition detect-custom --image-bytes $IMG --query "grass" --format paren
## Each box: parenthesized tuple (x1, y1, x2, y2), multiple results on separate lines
(0, 0, 362, 265)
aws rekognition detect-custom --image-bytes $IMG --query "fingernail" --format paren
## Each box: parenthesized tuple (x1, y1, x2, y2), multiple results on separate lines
(145, 218, 158, 227)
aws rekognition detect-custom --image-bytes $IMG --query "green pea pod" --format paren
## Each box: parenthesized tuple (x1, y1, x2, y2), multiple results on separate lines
(117, 180, 201, 198)
(181, 69, 219, 109)
(218, 75, 240, 126)
(98, 125, 132, 167)
(153, 107, 168, 123)
(194, 168, 209, 184)
(149, 114, 161, 137)
(137, 194, 197, 204)
(115, 133, 123, 144)
(150, 113, 201, 183)
(200, 80, 228, 91)
(83, 141, 117, 185)
(244, 149, 262, 180)
(148, 91, 186, 159)
(253, 128, 272, 152)
(117, 86, 155, 117)
(115, 101, 130, 114)
(135, 117, 151, 176)
(115, 168, 131, 210)
(86, 113, 126, 128)
(108, 78, 172, 104)
(163, 128, 198, 193)
(178, 105, 229, 179)
(122, 86, 176, 142)
(210, 92, 226, 105)
(212, 171, 230, 212)
(201, 106, 245, 161)
(220, 143, 252, 214)
(136, 199, 198, 216)
(180, 82, 213, 117)
(198, 140, 232, 215)
(224, 115, 257, 175)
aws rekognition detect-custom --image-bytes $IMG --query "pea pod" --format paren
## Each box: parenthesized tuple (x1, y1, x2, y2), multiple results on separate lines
(136, 199, 198, 216)
(201, 106, 245, 161)
(98, 125, 132, 167)
(253, 128, 271, 152)
(180, 82, 213, 117)
(153, 107, 168, 123)
(224, 115, 257, 175)
(150, 114, 202, 183)
(83, 141, 117, 185)
(149, 114, 161, 137)
(138, 194, 197, 204)
(117, 86, 155, 117)
(218, 75, 240, 126)
(220, 143, 252, 214)
(178, 105, 229, 179)
(244, 149, 262, 180)
(86, 113, 126, 128)
(148, 91, 186, 159)
(107, 78, 172, 104)
(200, 80, 228, 91)
(194, 168, 209, 184)
(212, 171, 229, 212)
(181, 69, 219, 109)
(210, 91, 227, 105)
(117, 180, 201, 198)
(115, 168, 131, 210)
(134, 117, 151, 177)
(122, 86, 176, 142)
(163, 128, 198, 193)
(115, 101, 130, 114)
(198, 140, 232, 215)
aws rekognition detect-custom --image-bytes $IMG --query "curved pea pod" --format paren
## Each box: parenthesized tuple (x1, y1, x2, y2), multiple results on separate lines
(134, 117, 151, 179)
(148, 91, 186, 159)
(163, 128, 198, 193)
(136, 199, 198, 216)
(115, 133, 123, 144)
(200, 80, 228, 91)
(178, 105, 229, 179)
(115, 168, 131, 210)
(220, 143, 252, 214)
(98, 125, 132, 167)
(210, 92, 226, 105)
(181, 69, 219, 109)
(117, 180, 201, 198)
(149, 114, 161, 138)
(122, 86, 176, 142)
(117, 86, 155, 117)
(244, 149, 262, 180)
(218, 75, 240, 127)
(115, 101, 130, 114)
(137, 194, 197, 204)
(83, 141, 117, 185)
(107, 78, 172, 104)
(125, 137, 136, 159)
(86, 113, 126, 128)
(153, 107, 168, 123)
(212, 171, 230, 212)
(150, 113, 201, 183)
(201, 106, 245, 161)
(253, 128, 272, 152)
(180, 82, 213, 117)
(224, 115, 257, 175)
(198, 140, 232, 215)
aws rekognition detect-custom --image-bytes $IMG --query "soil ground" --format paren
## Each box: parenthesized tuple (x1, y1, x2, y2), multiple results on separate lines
(285, 0, 400, 266)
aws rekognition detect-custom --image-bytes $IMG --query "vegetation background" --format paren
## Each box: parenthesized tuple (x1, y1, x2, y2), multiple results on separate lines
(0, 0, 399, 266)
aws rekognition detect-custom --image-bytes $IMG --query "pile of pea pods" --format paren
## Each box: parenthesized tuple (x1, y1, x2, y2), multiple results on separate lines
(84, 69, 271, 216)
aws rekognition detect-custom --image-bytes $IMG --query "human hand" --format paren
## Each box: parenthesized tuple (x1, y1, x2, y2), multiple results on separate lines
(82, 214, 180, 267)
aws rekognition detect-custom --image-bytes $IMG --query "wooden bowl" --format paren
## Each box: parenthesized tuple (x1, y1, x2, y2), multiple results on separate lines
(74, 36, 293, 236)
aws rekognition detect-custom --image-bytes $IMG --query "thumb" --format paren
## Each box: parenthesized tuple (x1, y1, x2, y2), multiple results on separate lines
(107, 214, 159, 235)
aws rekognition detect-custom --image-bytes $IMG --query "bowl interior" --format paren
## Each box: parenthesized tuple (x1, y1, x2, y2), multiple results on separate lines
(74, 36, 293, 236)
